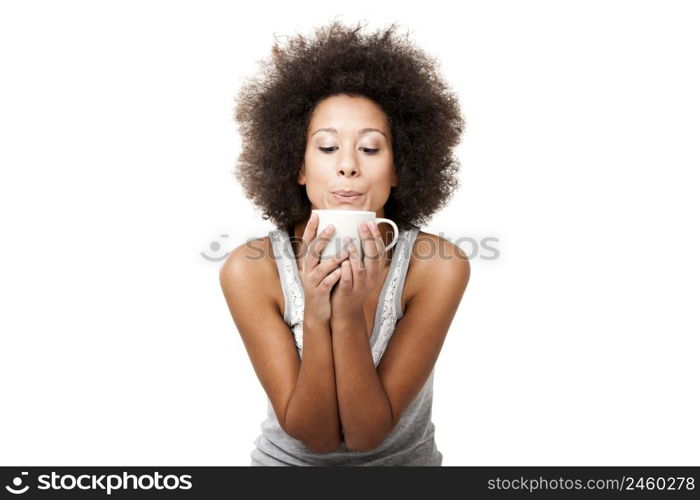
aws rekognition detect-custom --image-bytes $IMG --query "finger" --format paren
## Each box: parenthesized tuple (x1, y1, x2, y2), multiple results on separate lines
(313, 246, 349, 285)
(318, 266, 342, 292)
(343, 236, 365, 283)
(301, 212, 319, 249)
(358, 221, 379, 271)
(300, 213, 319, 271)
(339, 259, 352, 288)
(304, 220, 335, 272)
(366, 220, 387, 273)
(367, 221, 383, 260)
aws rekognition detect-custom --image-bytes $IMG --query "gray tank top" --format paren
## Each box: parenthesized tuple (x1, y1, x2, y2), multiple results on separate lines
(250, 225, 442, 466)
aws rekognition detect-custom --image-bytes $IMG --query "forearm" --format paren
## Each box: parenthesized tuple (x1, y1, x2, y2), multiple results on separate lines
(283, 314, 342, 453)
(330, 308, 393, 451)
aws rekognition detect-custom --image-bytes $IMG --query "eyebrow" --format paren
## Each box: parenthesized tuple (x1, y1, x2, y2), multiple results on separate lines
(311, 127, 387, 138)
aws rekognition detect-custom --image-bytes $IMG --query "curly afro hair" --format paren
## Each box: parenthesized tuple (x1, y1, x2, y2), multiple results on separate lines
(232, 20, 465, 232)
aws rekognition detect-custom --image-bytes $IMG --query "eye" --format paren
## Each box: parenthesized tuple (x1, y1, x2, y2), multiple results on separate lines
(318, 146, 379, 154)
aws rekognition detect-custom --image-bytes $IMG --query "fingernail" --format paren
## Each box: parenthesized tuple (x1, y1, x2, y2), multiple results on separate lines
(370, 220, 378, 230)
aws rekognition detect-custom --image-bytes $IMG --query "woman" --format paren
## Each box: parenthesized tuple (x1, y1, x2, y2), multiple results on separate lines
(220, 20, 470, 465)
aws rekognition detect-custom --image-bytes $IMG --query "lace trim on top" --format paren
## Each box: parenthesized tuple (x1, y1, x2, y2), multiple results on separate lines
(269, 230, 305, 351)
(370, 231, 412, 364)
(269, 227, 415, 367)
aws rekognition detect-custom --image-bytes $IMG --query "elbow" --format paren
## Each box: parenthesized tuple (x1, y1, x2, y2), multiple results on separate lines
(282, 415, 341, 454)
(344, 432, 383, 452)
(294, 425, 340, 453)
(306, 436, 341, 454)
(344, 408, 394, 452)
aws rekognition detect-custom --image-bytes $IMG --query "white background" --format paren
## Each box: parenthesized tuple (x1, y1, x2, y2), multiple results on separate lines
(1, 0, 698, 466)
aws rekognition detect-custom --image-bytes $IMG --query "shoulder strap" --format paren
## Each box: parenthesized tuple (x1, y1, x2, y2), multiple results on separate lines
(369, 227, 419, 365)
(269, 229, 297, 324)
(394, 227, 419, 321)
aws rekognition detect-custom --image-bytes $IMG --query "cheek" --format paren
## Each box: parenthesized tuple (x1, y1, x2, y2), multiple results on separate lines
(302, 167, 334, 193)
(369, 167, 395, 188)
(366, 180, 393, 203)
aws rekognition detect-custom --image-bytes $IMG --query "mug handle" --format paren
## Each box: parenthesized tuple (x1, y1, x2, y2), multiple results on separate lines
(374, 218, 400, 251)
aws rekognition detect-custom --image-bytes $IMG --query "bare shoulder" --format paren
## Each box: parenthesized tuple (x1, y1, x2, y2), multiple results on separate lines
(402, 230, 471, 311)
(219, 235, 284, 317)
(219, 235, 274, 283)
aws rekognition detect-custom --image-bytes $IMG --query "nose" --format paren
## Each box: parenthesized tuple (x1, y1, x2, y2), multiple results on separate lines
(337, 165, 359, 177)
(336, 156, 359, 178)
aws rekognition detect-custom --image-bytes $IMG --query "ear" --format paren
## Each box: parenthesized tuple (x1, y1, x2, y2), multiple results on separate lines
(297, 163, 306, 185)
(390, 165, 398, 187)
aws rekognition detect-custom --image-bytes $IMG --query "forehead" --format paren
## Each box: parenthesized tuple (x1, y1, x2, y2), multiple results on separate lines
(308, 94, 389, 133)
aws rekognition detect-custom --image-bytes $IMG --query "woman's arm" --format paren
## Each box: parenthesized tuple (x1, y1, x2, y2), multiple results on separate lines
(330, 235, 470, 451)
(330, 310, 390, 451)
(283, 313, 342, 453)
(219, 240, 341, 453)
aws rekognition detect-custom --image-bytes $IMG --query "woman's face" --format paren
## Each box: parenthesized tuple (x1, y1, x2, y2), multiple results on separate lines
(298, 94, 397, 216)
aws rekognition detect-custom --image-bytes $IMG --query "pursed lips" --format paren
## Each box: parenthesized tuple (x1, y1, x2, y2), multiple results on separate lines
(332, 191, 365, 203)
(332, 190, 363, 196)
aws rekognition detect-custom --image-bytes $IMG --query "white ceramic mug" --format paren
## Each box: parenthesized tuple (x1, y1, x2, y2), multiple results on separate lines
(312, 209, 399, 261)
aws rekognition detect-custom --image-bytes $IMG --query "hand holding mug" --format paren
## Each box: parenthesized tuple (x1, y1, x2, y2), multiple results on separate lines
(330, 218, 391, 320)
(298, 212, 350, 325)
(312, 209, 399, 261)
